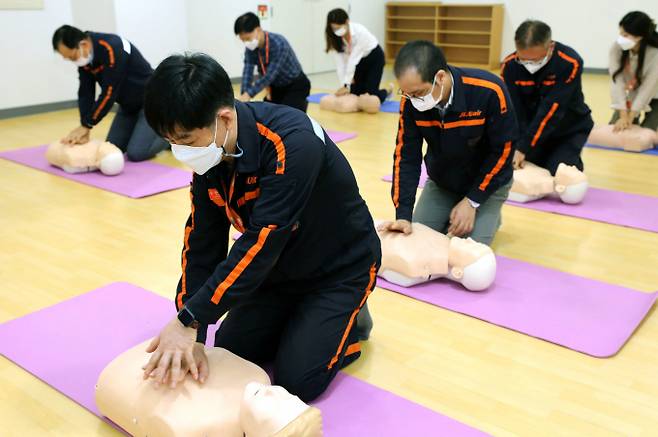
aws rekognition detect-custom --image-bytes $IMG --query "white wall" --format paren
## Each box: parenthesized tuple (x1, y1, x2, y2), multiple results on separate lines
(0, 0, 78, 110)
(353, 0, 657, 69)
(186, 0, 272, 78)
(114, 0, 187, 68)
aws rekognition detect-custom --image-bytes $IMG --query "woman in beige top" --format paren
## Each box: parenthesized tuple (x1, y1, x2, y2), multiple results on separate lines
(609, 11, 658, 131)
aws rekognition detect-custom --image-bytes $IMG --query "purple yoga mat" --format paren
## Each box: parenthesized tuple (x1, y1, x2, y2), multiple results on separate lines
(382, 166, 658, 233)
(0, 282, 484, 436)
(326, 129, 357, 143)
(0, 145, 191, 198)
(378, 256, 657, 357)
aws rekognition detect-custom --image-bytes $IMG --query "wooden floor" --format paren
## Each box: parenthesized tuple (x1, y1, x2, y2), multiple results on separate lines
(1, 71, 657, 436)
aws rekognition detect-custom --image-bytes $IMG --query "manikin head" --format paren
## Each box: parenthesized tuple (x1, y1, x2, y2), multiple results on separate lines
(240, 382, 322, 437)
(554, 163, 588, 204)
(448, 237, 496, 291)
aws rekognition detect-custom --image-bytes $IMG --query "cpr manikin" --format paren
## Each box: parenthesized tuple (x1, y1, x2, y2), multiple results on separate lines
(46, 139, 125, 175)
(587, 124, 658, 152)
(377, 222, 497, 291)
(509, 162, 588, 204)
(319, 93, 381, 114)
(95, 341, 322, 437)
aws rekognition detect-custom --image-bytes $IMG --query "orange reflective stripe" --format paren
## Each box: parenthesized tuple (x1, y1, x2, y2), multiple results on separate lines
(415, 118, 485, 129)
(178, 190, 196, 309)
(211, 227, 272, 304)
(542, 80, 556, 86)
(208, 188, 226, 207)
(500, 53, 517, 77)
(557, 50, 579, 83)
(237, 189, 261, 207)
(256, 123, 286, 174)
(462, 76, 508, 113)
(98, 39, 115, 66)
(328, 264, 377, 370)
(92, 86, 113, 121)
(514, 80, 535, 86)
(392, 98, 407, 208)
(478, 141, 512, 191)
(345, 342, 361, 356)
(531, 102, 559, 147)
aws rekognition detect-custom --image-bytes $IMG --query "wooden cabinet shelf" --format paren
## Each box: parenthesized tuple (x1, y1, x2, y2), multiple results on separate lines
(386, 2, 504, 70)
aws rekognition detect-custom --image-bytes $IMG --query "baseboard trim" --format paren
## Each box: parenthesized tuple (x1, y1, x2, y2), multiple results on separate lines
(0, 100, 79, 120)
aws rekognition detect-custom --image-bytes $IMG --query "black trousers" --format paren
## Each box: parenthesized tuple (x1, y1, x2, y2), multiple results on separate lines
(266, 73, 311, 113)
(352, 45, 387, 103)
(106, 106, 169, 162)
(214, 259, 378, 402)
(525, 129, 591, 175)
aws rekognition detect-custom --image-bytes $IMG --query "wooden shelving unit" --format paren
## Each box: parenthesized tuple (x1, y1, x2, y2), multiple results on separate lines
(385, 2, 504, 70)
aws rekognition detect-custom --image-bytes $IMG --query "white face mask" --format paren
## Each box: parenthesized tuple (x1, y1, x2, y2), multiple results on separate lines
(409, 75, 445, 112)
(617, 35, 637, 51)
(171, 118, 242, 175)
(244, 38, 259, 51)
(74, 44, 92, 67)
(333, 26, 347, 37)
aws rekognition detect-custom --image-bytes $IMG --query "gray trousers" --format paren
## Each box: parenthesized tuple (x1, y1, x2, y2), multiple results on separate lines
(413, 178, 512, 246)
(107, 106, 169, 162)
(610, 98, 658, 130)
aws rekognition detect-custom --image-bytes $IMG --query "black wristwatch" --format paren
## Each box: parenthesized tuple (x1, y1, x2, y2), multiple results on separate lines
(177, 306, 200, 329)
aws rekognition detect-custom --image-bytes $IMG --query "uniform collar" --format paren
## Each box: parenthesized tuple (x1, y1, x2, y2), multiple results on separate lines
(443, 65, 466, 114)
(234, 101, 261, 174)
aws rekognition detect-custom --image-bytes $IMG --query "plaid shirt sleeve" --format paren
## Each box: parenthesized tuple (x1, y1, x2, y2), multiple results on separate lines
(244, 33, 302, 97)
(240, 49, 257, 95)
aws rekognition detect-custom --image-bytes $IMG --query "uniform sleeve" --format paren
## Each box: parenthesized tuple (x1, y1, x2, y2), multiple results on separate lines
(77, 69, 96, 128)
(175, 174, 230, 343)
(245, 38, 286, 97)
(467, 86, 518, 204)
(516, 52, 584, 154)
(82, 38, 130, 127)
(240, 50, 256, 96)
(501, 64, 529, 135)
(631, 51, 658, 113)
(391, 98, 424, 221)
(609, 43, 627, 111)
(183, 130, 325, 325)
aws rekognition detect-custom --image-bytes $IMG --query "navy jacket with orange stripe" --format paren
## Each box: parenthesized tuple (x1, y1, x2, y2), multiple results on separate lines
(392, 65, 518, 221)
(178, 101, 381, 341)
(501, 41, 593, 154)
(78, 32, 153, 128)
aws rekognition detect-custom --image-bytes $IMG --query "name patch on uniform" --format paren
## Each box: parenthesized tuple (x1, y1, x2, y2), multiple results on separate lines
(459, 111, 482, 118)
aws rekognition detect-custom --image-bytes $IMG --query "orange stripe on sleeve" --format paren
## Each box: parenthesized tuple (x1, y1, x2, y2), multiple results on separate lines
(462, 76, 508, 113)
(92, 85, 113, 121)
(237, 189, 260, 207)
(177, 190, 196, 309)
(478, 141, 512, 191)
(500, 53, 517, 77)
(98, 39, 115, 67)
(557, 51, 579, 83)
(210, 226, 272, 304)
(207, 188, 226, 207)
(514, 80, 535, 86)
(256, 123, 286, 174)
(328, 264, 377, 370)
(392, 98, 407, 208)
(531, 102, 559, 147)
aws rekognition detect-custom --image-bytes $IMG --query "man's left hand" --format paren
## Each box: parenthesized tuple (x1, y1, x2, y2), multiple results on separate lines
(239, 92, 251, 102)
(512, 150, 526, 170)
(142, 316, 198, 388)
(448, 198, 476, 237)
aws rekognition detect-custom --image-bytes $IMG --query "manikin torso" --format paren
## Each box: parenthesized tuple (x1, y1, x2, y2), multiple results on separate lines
(587, 124, 658, 152)
(46, 139, 125, 175)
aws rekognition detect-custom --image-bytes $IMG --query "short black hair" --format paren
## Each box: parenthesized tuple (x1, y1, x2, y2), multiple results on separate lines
(234, 12, 260, 35)
(393, 40, 448, 83)
(52, 24, 87, 51)
(515, 20, 552, 49)
(144, 53, 235, 138)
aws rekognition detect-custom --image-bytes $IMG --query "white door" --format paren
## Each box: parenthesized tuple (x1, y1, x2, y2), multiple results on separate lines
(270, 0, 349, 74)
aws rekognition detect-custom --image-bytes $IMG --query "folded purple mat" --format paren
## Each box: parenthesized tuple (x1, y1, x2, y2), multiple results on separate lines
(507, 187, 658, 233)
(382, 165, 658, 233)
(378, 256, 657, 357)
(326, 129, 357, 143)
(0, 145, 191, 198)
(0, 282, 484, 436)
